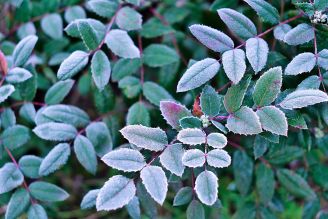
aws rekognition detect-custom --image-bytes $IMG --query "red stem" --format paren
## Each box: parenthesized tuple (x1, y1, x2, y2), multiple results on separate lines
(4, 147, 36, 204)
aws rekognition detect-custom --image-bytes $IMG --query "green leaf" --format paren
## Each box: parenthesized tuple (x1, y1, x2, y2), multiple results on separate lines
(187, 200, 205, 219)
(18, 155, 42, 179)
(0, 85, 15, 103)
(57, 51, 89, 80)
(217, 8, 257, 39)
(177, 58, 221, 92)
(0, 163, 24, 194)
(116, 6, 142, 31)
(5, 188, 30, 219)
(27, 204, 48, 219)
(45, 79, 75, 105)
(77, 19, 102, 50)
(233, 150, 254, 195)
(253, 66, 282, 107)
(112, 58, 141, 82)
(29, 181, 70, 202)
(19, 103, 36, 124)
(126, 196, 141, 219)
(39, 143, 71, 176)
(12, 35, 38, 67)
(266, 145, 304, 165)
(0, 125, 30, 150)
(33, 122, 78, 141)
(143, 81, 174, 106)
(179, 116, 202, 129)
(253, 135, 269, 159)
(224, 76, 251, 113)
(41, 13, 63, 39)
(41, 104, 90, 128)
(106, 30, 140, 59)
(118, 76, 141, 98)
(91, 50, 111, 91)
(86, 122, 113, 157)
(244, 0, 280, 24)
(126, 102, 150, 126)
(256, 106, 288, 136)
(297, 75, 321, 90)
(280, 89, 328, 109)
(74, 135, 98, 174)
(140, 18, 174, 38)
(64, 6, 86, 23)
(120, 125, 167, 151)
(1, 108, 16, 129)
(317, 49, 328, 70)
(86, 0, 119, 18)
(143, 44, 179, 67)
(256, 163, 274, 204)
(277, 169, 316, 200)
(173, 187, 193, 206)
(226, 106, 262, 135)
(314, 0, 328, 10)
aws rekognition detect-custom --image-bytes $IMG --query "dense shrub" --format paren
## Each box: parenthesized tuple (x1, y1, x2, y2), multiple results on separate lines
(0, 0, 328, 218)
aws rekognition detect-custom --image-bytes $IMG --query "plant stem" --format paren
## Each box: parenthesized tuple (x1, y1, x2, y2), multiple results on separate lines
(4, 147, 36, 204)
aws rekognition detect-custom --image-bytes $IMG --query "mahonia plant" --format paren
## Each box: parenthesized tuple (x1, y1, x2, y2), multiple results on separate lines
(0, 0, 328, 218)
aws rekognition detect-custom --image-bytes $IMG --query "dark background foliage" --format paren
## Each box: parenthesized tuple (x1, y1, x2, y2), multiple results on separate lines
(0, 0, 328, 218)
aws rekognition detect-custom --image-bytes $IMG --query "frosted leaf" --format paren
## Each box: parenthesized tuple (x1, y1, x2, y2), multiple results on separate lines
(195, 170, 218, 205)
(105, 29, 140, 59)
(39, 143, 71, 176)
(317, 49, 328, 70)
(226, 106, 262, 135)
(96, 175, 136, 211)
(177, 58, 221, 92)
(80, 189, 100, 209)
(207, 149, 231, 168)
(140, 166, 168, 205)
(245, 37, 269, 73)
(189, 24, 234, 52)
(159, 143, 185, 176)
(177, 128, 206, 145)
(222, 49, 246, 84)
(256, 106, 288, 136)
(182, 149, 206, 167)
(273, 24, 292, 41)
(207, 133, 227, 148)
(101, 148, 146, 172)
(33, 122, 77, 141)
(0, 163, 24, 194)
(217, 8, 257, 39)
(284, 23, 314, 45)
(280, 89, 328, 109)
(57, 50, 89, 80)
(0, 85, 15, 104)
(74, 135, 98, 174)
(285, 53, 316, 75)
(120, 125, 167, 151)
